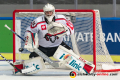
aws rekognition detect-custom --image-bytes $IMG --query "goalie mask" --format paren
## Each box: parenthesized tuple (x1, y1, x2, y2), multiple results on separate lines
(43, 3, 55, 23)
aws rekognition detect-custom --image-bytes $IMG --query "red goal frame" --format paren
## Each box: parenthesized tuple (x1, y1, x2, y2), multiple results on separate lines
(13, 9, 120, 72)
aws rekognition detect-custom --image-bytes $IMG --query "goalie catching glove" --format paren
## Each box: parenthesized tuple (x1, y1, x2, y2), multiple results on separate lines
(47, 22, 69, 37)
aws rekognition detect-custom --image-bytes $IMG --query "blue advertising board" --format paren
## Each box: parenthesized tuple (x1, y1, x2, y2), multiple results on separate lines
(101, 17, 120, 55)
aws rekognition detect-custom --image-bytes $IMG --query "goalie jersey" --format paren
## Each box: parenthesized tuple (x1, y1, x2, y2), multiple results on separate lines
(25, 14, 74, 47)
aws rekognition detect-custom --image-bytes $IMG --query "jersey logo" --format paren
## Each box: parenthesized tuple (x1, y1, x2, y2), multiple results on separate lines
(41, 25, 46, 30)
(31, 20, 37, 28)
(32, 21, 36, 27)
(44, 33, 59, 43)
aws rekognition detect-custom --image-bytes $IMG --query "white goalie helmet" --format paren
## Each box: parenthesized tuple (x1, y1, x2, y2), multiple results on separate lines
(43, 3, 55, 23)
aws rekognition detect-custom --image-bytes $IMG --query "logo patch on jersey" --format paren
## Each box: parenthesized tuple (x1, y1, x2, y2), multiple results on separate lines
(41, 25, 46, 30)
(31, 20, 37, 28)
(44, 33, 59, 43)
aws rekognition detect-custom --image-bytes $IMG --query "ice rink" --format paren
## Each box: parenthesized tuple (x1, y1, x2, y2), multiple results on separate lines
(0, 71, 120, 80)
(0, 61, 120, 80)
(0, 70, 120, 80)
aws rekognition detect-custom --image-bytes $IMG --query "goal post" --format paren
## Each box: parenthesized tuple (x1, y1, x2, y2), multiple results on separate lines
(13, 9, 120, 72)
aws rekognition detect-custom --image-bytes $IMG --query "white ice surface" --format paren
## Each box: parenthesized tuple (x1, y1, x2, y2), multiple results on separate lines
(0, 61, 120, 80)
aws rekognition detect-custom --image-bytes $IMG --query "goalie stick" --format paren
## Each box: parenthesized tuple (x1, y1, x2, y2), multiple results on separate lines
(0, 54, 20, 73)
(0, 54, 22, 73)
(34, 48, 59, 68)
(0, 54, 36, 74)
(4, 24, 59, 68)
(4, 24, 25, 42)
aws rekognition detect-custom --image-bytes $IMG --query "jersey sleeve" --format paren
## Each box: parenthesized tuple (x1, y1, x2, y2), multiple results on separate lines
(65, 20, 74, 35)
(61, 15, 74, 35)
(57, 14, 74, 35)
(29, 19, 39, 33)
(24, 18, 39, 38)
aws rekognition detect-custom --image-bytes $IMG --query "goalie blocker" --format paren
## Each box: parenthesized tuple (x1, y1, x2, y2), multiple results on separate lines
(53, 45, 95, 74)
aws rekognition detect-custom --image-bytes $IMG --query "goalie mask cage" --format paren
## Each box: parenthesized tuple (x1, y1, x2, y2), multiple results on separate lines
(13, 9, 120, 72)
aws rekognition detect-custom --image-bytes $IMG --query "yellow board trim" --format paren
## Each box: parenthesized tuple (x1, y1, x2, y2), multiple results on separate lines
(0, 53, 120, 62)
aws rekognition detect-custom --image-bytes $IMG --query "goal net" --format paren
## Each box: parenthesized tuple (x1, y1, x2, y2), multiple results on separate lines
(13, 9, 120, 72)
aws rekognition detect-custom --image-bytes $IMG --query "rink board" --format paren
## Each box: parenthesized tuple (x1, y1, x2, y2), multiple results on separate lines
(0, 53, 120, 63)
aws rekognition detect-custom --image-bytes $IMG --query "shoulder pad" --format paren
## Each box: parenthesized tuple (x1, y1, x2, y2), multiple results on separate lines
(56, 14, 66, 19)
(31, 15, 44, 28)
